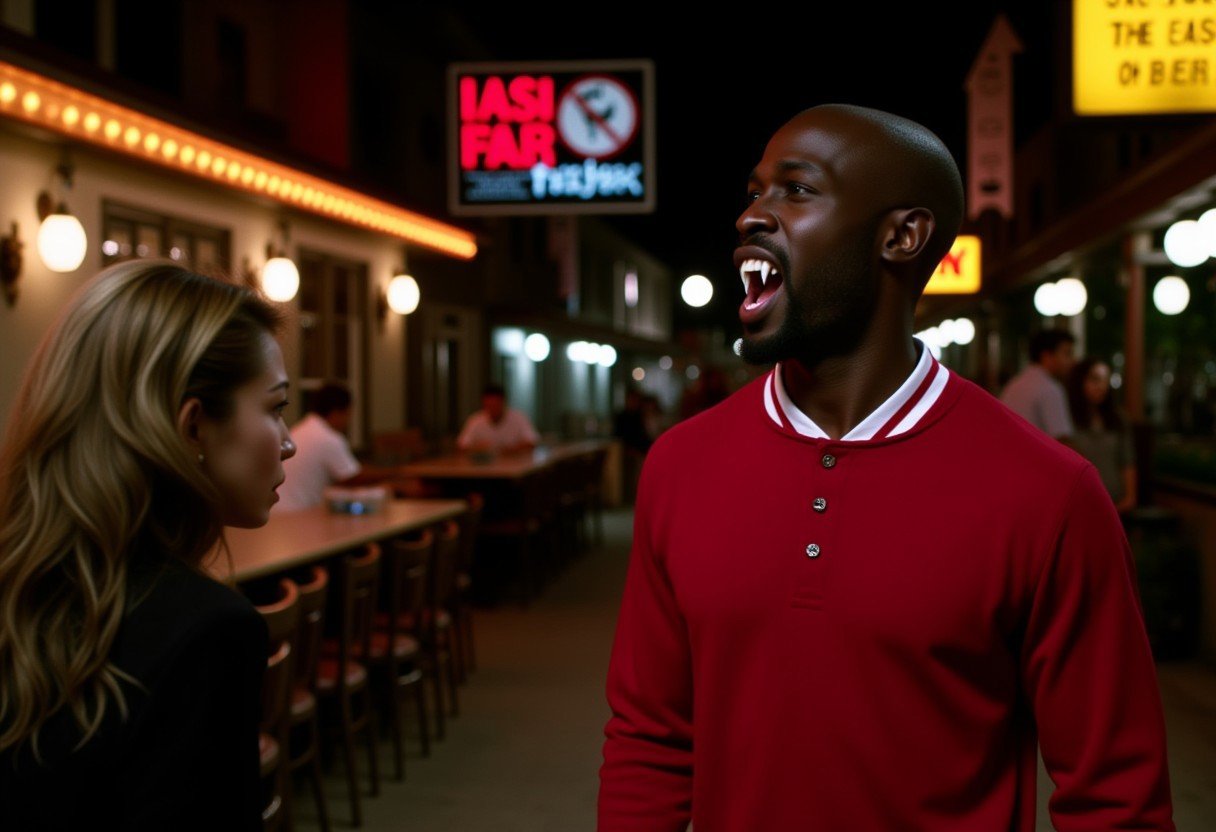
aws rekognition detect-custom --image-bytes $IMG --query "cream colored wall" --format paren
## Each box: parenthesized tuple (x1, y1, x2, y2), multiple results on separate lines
(0, 127, 411, 441)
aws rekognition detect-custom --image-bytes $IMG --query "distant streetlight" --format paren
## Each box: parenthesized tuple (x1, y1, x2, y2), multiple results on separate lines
(1054, 277, 1087, 316)
(524, 333, 550, 362)
(1153, 276, 1190, 315)
(1033, 282, 1061, 317)
(1164, 219, 1207, 268)
(681, 274, 713, 308)
(953, 318, 976, 345)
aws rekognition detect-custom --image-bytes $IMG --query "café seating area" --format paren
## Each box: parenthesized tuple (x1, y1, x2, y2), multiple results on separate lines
(223, 440, 611, 829)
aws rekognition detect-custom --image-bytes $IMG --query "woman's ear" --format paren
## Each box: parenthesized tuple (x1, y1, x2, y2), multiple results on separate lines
(177, 397, 204, 457)
(880, 207, 936, 264)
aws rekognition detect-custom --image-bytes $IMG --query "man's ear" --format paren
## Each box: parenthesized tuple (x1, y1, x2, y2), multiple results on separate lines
(177, 397, 205, 456)
(880, 207, 936, 264)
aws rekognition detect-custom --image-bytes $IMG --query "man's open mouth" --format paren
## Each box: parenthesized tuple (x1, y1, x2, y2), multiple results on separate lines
(740, 257, 784, 311)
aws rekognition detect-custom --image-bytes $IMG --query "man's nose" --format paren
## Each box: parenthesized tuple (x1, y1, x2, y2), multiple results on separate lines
(736, 195, 776, 238)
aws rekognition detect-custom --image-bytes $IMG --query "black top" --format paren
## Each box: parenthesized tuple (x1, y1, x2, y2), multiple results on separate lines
(0, 558, 267, 831)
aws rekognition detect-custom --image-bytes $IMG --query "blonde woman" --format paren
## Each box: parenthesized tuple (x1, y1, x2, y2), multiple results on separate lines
(0, 261, 296, 829)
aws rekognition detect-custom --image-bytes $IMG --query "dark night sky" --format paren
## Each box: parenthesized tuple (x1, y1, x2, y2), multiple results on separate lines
(460, 2, 1062, 334)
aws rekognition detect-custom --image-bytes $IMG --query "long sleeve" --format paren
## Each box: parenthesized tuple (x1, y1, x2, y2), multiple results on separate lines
(1021, 464, 1174, 831)
(120, 605, 268, 831)
(599, 448, 694, 831)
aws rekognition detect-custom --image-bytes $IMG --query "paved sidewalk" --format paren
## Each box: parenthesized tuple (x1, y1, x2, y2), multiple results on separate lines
(293, 507, 1216, 830)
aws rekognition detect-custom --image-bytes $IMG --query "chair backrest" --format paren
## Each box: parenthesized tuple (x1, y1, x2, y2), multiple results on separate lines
(290, 565, 329, 691)
(585, 448, 607, 494)
(372, 428, 427, 464)
(456, 494, 483, 575)
(430, 520, 461, 611)
(385, 529, 433, 641)
(254, 579, 300, 733)
(335, 544, 381, 673)
(520, 465, 556, 522)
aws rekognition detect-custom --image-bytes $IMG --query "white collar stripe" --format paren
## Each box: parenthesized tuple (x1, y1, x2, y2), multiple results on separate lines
(772, 364, 829, 438)
(836, 344, 935, 440)
(764, 339, 947, 441)
(886, 361, 950, 438)
(763, 373, 784, 428)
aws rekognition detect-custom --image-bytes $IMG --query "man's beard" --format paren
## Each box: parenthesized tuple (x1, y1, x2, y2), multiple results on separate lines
(740, 235, 879, 368)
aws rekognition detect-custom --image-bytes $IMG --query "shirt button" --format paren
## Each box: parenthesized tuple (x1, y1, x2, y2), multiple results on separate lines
(805, 543, 821, 558)
(821, 453, 837, 469)
(812, 497, 827, 512)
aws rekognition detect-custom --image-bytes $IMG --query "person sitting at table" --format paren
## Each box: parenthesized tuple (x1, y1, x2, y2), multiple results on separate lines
(276, 381, 406, 511)
(0, 260, 295, 830)
(457, 382, 540, 455)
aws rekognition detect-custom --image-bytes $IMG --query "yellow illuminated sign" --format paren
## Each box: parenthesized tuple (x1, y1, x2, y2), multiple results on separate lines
(0, 61, 477, 259)
(1074, 0, 1216, 115)
(924, 235, 981, 295)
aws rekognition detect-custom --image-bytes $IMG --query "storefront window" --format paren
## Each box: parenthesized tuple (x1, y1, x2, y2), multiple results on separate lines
(101, 201, 229, 277)
(297, 249, 370, 446)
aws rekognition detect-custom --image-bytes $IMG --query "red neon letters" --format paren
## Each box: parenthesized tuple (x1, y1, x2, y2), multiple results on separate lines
(460, 75, 558, 170)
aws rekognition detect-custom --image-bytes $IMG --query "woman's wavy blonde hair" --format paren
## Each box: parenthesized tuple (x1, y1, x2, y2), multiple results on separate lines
(0, 259, 281, 758)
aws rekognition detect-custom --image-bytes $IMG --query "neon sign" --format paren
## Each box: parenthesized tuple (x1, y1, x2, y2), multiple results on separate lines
(448, 60, 655, 215)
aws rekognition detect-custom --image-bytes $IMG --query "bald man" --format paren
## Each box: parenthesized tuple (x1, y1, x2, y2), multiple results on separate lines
(599, 106, 1173, 831)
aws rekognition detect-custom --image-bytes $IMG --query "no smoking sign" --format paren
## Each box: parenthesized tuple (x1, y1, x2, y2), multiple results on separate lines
(450, 60, 655, 215)
(557, 75, 640, 160)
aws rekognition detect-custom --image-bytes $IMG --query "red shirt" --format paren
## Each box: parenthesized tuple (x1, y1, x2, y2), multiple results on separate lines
(599, 367, 1174, 831)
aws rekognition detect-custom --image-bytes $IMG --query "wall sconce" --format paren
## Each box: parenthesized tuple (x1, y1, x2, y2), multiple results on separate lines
(261, 220, 298, 302)
(36, 158, 87, 273)
(387, 272, 420, 314)
(376, 268, 420, 324)
(1, 221, 23, 306)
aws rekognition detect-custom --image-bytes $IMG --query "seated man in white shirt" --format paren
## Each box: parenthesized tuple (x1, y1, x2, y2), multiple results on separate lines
(276, 382, 396, 511)
(457, 383, 540, 455)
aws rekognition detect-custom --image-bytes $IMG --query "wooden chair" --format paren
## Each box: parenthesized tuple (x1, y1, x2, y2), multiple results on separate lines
(429, 521, 462, 726)
(372, 428, 428, 465)
(252, 578, 300, 832)
(479, 468, 556, 605)
(554, 457, 583, 558)
(584, 447, 608, 547)
(371, 528, 433, 780)
(287, 565, 331, 832)
(452, 493, 483, 681)
(317, 545, 381, 827)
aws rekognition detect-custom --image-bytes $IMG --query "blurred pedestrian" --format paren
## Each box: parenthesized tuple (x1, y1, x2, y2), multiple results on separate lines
(0, 261, 293, 829)
(1067, 357, 1137, 512)
(999, 329, 1076, 441)
(614, 388, 652, 503)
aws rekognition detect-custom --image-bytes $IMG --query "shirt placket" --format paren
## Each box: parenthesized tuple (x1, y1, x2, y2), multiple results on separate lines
(791, 446, 847, 610)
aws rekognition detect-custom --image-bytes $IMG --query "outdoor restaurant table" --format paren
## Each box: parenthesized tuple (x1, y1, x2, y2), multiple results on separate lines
(210, 498, 468, 582)
(399, 439, 609, 482)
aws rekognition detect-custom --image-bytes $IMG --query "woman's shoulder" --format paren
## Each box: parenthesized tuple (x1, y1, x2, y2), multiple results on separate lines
(116, 559, 265, 683)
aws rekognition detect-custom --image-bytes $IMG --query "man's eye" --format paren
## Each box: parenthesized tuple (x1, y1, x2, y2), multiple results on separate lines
(789, 183, 814, 195)
(746, 190, 760, 203)
(274, 400, 289, 415)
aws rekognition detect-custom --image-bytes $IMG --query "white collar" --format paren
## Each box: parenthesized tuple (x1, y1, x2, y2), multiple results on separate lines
(764, 339, 950, 441)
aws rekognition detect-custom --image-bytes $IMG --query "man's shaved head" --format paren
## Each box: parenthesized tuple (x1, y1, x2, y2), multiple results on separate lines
(783, 104, 964, 288)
